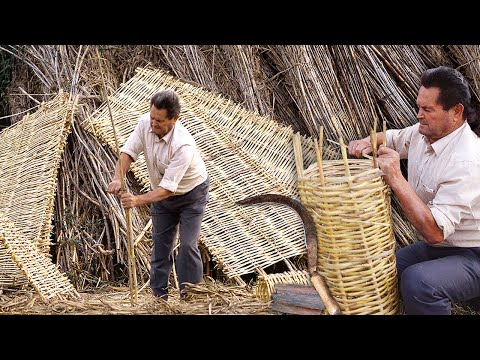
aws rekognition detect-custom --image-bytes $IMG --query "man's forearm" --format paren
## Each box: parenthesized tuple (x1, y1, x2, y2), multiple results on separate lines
(133, 187, 173, 207)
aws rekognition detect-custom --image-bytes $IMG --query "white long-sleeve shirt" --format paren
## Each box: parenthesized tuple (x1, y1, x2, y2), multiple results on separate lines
(386, 121, 480, 247)
(120, 113, 208, 195)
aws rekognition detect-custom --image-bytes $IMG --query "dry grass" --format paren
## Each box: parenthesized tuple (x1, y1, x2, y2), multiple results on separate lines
(0, 277, 274, 315)
(0, 278, 475, 315)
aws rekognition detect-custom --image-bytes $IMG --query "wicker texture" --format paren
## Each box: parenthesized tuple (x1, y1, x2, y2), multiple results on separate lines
(294, 133, 399, 315)
(0, 212, 80, 300)
(255, 269, 311, 300)
(0, 92, 78, 298)
(83, 67, 326, 279)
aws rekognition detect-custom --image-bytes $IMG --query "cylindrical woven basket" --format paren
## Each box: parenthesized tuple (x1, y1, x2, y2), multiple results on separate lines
(293, 132, 399, 315)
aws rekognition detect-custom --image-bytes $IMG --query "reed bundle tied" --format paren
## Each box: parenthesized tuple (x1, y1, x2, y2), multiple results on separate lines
(293, 130, 399, 315)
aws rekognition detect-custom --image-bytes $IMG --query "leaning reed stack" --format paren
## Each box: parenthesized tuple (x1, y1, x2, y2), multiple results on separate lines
(293, 131, 399, 315)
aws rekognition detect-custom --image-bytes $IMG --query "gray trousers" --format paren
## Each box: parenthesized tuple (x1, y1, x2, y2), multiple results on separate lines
(396, 241, 480, 315)
(149, 177, 209, 298)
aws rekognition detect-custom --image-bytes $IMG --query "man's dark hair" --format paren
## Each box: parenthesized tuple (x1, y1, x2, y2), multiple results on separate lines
(150, 88, 181, 119)
(421, 66, 479, 134)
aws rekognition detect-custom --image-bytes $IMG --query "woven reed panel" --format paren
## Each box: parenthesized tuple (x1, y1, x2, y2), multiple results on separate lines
(0, 92, 76, 290)
(83, 67, 321, 278)
(0, 212, 80, 300)
(299, 160, 399, 314)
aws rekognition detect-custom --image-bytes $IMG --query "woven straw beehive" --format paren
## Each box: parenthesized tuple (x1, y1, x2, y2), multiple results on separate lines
(293, 131, 399, 315)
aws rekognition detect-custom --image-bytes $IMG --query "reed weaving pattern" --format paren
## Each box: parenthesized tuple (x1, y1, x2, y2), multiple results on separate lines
(0, 92, 80, 300)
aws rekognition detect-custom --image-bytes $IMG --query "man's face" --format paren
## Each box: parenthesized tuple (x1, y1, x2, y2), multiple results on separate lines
(416, 86, 458, 143)
(150, 105, 178, 138)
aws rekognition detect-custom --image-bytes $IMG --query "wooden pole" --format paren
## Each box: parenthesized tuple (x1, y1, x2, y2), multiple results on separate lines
(95, 47, 138, 305)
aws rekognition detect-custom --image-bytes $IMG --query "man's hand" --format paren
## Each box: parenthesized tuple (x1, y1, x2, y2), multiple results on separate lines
(120, 192, 138, 209)
(107, 179, 122, 195)
(348, 138, 372, 158)
(376, 145, 402, 187)
(107, 180, 138, 208)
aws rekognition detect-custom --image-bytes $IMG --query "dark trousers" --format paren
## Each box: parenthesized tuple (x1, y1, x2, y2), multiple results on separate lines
(396, 241, 480, 315)
(149, 177, 210, 299)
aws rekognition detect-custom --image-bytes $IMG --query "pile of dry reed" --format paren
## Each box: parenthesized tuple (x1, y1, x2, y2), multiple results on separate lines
(0, 278, 272, 315)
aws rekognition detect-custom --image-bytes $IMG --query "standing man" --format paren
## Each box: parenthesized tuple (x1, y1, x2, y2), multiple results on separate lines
(348, 66, 480, 315)
(107, 88, 210, 301)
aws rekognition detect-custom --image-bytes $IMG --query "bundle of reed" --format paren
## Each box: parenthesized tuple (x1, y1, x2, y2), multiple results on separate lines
(417, 45, 453, 69)
(0, 46, 105, 124)
(327, 45, 381, 139)
(154, 45, 303, 134)
(369, 45, 435, 101)
(54, 121, 153, 290)
(293, 131, 399, 315)
(220, 45, 270, 115)
(354, 46, 418, 130)
(264, 45, 376, 142)
(250, 46, 307, 134)
(447, 45, 480, 104)
(153, 45, 219, 91)
(264, 45, 333, 138)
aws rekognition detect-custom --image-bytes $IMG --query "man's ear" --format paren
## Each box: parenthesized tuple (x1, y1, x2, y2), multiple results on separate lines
(453, 103, 464, 118)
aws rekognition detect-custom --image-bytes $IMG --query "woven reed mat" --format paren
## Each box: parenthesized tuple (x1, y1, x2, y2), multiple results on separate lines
(82, 66, 326, 280)
(0, 91, 79, 300)
(0, 212, 80, 301)
(293, 132, 399, 315)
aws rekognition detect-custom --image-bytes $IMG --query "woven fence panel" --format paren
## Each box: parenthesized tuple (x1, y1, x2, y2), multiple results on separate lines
(0, 92, 76, 289)
(0, 212, 80, 300)
(83, 67, 321, 278)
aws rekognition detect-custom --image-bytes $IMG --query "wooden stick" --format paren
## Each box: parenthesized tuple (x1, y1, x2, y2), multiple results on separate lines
(95, 47, 138, 305)
(383, 120, 387, 147)
(314, 126, 325, 186)
(371, 128, 378, 168)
